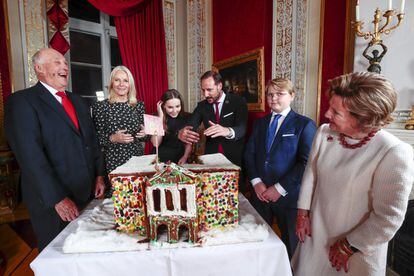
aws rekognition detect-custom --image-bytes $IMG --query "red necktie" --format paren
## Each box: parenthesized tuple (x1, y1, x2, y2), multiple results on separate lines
(56, 91, 80, 130)
(214, 102, 224, 154)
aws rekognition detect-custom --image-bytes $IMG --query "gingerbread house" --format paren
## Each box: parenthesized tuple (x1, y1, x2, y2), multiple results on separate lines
(109, 153, 240, 243)
(146, 164, 199, 243)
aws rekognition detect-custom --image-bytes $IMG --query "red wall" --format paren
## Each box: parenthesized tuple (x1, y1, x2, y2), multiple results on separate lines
(319, 0, 347, 124)
(213, 0, 347, 127)
(213, 0, 273, 133)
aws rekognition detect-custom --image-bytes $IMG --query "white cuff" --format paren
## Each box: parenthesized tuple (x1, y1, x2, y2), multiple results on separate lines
(274, 183, 288, 197)
(251, 178, 262, 186)
(225, 127, 235, 139)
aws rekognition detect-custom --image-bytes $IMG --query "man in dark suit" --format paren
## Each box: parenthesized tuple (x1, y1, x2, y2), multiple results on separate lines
(4, 48, 105, 251)
(179, 70, 248, 167)
(244, 78, 316, 257)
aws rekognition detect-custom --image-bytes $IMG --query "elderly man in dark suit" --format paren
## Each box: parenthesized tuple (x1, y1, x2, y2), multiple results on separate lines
(244, 78, 316, 258)
(178, 70, 248, 167)
(5, 48, 105, 251)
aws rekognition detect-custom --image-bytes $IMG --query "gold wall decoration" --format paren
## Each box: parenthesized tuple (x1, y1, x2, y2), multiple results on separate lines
(23, 0, 47, 86)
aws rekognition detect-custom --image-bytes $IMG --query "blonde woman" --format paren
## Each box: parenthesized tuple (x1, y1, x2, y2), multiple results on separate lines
(92, 66, 147, 195)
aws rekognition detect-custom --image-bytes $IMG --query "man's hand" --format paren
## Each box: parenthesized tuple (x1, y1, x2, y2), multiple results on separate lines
(253, 182, 269, 202)
(178, 126, 200, 144)
(55, 197, 79, 221)
(94, 176, 105, 199)
(204, 120, 230, 138)
(262, 185, 281, 202)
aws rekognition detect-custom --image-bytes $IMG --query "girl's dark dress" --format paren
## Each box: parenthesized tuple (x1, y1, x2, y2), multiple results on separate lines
(155, 114, 188, 163)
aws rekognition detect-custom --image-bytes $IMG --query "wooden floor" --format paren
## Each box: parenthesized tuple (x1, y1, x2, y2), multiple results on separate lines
(0, 203, 38, 276)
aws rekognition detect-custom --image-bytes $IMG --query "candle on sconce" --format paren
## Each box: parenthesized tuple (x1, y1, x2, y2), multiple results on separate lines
(356, 1, 360, 21)
(388, 0, 393, 11)
(400, 0, 405, 13)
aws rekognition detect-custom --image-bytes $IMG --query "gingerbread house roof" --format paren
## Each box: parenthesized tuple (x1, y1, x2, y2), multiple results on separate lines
(147, 163, 198, 186)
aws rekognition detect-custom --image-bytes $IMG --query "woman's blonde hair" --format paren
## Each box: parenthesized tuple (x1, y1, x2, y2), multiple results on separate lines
(108, 66, 138, 106)
(266, 78, 295, 95)
(328, 72, 396, 131)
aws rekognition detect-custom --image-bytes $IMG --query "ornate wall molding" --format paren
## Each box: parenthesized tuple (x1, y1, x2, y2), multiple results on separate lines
(187, 0, 208, 111)
(272, 0, 308, 114)
(21, 0, 47, 86)
(163, 0, 177, 89)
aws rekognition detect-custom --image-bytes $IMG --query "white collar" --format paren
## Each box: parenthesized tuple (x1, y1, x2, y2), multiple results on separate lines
(272, 106, 291, 117)
(40, 81, 61, 94)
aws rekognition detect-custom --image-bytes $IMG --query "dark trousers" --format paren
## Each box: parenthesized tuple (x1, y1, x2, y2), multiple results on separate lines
(252, 191, 298, 258)
(28, 206, 69, 251)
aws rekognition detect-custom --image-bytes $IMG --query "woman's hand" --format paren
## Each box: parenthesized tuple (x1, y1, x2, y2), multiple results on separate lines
(136, 124, 146, 139)
(110, 129, 134, 144)
(329, 238, 354, 273)
(296, 209, 311, 243)
(156, 101, 164, 118)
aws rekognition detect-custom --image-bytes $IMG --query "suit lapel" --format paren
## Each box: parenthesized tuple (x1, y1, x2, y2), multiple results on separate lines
(262, 113, 272, 150)
(37, 83, 80, 135)
(269, 110, 296, 152)
(220, 94, 231, 121)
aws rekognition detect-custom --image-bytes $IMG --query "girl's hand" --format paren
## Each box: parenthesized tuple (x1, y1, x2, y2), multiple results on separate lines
(157, 101, 164, 118)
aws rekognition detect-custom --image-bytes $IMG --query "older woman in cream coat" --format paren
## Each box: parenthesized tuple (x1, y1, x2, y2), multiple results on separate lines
(293, 72, 414, 276)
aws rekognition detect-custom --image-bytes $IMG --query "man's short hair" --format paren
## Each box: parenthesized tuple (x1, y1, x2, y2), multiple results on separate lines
(200, 70, 222, 85)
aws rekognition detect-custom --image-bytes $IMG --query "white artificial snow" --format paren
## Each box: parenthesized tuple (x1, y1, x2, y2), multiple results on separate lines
(62, 197, 268, 254)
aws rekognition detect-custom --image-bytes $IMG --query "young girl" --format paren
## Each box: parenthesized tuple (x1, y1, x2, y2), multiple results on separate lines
(151, 89, 192, 164)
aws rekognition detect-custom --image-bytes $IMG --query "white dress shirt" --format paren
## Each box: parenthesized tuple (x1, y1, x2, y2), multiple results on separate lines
(212, 92, 235, 139)
(40, 81, 62, 104)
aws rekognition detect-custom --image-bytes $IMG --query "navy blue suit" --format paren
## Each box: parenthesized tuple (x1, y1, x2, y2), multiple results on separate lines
(5, 82, 103, 250)
(244, 109, 316, 256)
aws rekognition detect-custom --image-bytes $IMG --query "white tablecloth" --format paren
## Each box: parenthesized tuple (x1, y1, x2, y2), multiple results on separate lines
(30, 195, 292, 276)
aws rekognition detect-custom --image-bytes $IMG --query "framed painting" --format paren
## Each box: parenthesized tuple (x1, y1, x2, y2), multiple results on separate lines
(213, 47, 265, 112)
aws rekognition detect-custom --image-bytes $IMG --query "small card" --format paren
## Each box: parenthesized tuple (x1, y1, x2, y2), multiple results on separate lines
(143, 114, 165, 136)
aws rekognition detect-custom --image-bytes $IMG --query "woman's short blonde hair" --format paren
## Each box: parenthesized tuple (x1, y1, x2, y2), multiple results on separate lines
(328, 72, 396, 131)
(266, 78, 295, 95)
(108, 66, 138, 106)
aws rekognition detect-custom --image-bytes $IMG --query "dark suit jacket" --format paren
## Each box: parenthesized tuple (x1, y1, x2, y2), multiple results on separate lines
(5, 82, 103, 213)
(244, 110, 316, 208)
(188, 92, 248, 166)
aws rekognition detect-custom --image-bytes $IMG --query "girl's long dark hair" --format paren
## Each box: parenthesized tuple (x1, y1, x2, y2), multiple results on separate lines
(161, 89, 185, 132)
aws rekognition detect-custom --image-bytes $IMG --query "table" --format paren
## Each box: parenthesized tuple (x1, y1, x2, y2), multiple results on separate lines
(30, 195, 292, 276)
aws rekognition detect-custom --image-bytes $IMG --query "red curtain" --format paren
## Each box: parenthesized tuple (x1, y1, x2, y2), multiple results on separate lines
(319, 1, 347, 125)
(88, 0, 168, 153)
(87, 0, 149, 16)
(213, 0, 273, 136)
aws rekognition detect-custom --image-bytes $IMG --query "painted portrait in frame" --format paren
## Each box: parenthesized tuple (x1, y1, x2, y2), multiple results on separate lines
(213, 47, 265, 112)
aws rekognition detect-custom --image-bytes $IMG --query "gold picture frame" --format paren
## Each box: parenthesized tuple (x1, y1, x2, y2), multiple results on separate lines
(213, 47, 265, 112)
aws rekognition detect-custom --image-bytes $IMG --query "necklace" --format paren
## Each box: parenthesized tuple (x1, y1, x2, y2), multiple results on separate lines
(339, 130, 378, 149)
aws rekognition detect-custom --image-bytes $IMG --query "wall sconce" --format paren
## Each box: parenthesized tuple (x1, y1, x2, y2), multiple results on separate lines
(353, 0, 405, 74)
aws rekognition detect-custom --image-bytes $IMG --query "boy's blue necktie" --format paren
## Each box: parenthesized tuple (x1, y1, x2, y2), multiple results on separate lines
(266, 114, 281, 153)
